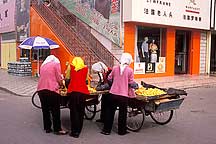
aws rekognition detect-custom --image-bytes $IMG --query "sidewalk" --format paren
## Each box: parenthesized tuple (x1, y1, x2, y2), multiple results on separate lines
(0, 69, 38, 97)
(0, 68, 216, 97)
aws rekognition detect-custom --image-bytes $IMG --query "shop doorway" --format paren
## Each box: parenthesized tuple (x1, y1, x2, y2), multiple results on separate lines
(210, 34, 216, 74)
(175, 30, 190, 74)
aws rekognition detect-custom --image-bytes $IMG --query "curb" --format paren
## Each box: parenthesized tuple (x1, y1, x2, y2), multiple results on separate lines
(0, 87, 32, 97)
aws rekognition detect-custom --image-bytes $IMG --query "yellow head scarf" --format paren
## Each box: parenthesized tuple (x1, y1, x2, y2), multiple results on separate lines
(72, 57, 86, 71)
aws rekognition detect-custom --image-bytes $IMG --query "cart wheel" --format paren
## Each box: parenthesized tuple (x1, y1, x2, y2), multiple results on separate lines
(32, 91, 41, 109)
(84, 105, 97, 120)
(127, 107, 145, 132)
(32, 91, 67, 109)
(150, 110, 174, 125)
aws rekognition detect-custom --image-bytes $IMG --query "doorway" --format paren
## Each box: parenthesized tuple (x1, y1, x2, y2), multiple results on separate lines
(175, 30, 190, 74)
(210, 34, 216, 74)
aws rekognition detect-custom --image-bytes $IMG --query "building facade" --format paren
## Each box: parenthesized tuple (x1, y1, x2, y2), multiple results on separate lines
(209, 0, 216, 75)
(0, 0, 30, 69)
(123, 0, 211, 78)
(1, 0, 215, 78)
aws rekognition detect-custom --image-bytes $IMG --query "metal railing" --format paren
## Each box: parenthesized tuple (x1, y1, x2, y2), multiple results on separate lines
(31, 0, 119, 68)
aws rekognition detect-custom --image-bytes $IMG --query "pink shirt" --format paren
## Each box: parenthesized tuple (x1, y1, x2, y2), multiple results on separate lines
(37, 61, 63, 93)
(108, 65, 136, 98)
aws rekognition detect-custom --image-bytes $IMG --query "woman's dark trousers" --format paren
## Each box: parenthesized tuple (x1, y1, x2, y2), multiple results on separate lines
(68, 92, 86, 135)
(103, 94, 128, 135)
(100, 93, 110, 122)
(38, 90, 61, 132)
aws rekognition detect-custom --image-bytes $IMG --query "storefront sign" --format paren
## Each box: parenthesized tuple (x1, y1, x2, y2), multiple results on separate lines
(134, 62, 145, 74)
(59, 0, 121, 46)
(123, 0, 211, 30)
(0, 1, 16, 33)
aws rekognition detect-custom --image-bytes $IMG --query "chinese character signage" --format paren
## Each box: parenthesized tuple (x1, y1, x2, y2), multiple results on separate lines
(0, 1, 16, 33)
(59, 0, 121, 46)
(123, 0, 211, 30)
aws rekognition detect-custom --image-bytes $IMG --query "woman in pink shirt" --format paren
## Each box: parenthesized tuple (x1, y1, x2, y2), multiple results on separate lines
(37, 55, 67, 135)
(101, 53, 136, 135)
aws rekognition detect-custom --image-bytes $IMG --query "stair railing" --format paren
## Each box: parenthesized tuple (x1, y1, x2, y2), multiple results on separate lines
(31, 0, 100, 67)
(46, 0, 120, 66)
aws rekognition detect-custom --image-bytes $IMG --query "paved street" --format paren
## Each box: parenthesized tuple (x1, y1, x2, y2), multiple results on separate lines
(0, 69, 216, 143)
(1, 68, 216, 97)
(0, 86, 216, 144)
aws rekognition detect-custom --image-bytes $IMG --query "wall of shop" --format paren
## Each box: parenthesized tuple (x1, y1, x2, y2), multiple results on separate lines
(1, 42, 17, 69)
(124, 22, 201, 78)
(199, 32, 207, 74)
(30, 7, 73, 75)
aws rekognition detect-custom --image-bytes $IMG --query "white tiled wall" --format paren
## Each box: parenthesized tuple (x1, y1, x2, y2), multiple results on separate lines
(200, 32, 207, 74)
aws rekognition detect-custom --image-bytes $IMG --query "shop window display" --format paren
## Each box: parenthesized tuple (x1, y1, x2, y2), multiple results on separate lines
(135, 26, 166, 74)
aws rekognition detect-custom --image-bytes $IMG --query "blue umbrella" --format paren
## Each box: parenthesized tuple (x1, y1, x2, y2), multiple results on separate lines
(18, 36, 59, 49)
(18, 36, 59, 76)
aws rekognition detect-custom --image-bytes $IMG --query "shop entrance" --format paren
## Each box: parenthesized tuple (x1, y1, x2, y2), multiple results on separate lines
(175, 30, 190, 74)
(210, 34, 216, 74)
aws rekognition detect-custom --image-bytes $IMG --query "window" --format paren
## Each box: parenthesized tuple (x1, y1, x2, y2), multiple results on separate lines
(20, 49, 30, 61)
(135, 26, 166, 63)
(32, 49, 50, 61)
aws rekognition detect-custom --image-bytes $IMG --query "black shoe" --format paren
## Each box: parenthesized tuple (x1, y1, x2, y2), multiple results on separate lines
(96, 119, 103, 123)
(118, 131, 130, 135)
(100, 131, 110, 135)
(69, 132, 79, 138)
(54, 130, 68, 135)
(45, 129, 52, 133)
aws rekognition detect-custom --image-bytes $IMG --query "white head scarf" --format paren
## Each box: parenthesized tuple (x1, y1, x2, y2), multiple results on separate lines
(41, 55, 60, 67)
(120, 53, 133, 75)
(92, 62, 108, 73)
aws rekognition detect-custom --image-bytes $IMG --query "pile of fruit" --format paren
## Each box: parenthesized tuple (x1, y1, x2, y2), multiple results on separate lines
(87, 85, 96, 93)
(135, 86, 166, 96)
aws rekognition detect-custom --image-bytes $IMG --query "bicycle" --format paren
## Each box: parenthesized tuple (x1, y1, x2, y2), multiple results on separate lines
(32, 90, 185, 132)
(32, 91, 98, 120)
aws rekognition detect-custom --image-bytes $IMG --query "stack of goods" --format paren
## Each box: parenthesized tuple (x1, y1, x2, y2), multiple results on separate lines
(135, 86, 166, 97)
(7, 62, 32, 76)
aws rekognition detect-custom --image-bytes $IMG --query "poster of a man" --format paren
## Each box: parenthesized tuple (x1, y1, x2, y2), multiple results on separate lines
(16, 0, 30, 42)
(141, 37, 149, 62)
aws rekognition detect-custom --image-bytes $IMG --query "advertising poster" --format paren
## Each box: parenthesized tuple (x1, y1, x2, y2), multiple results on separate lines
(159, 57, 166, 63)
(16, 0, 30, 42)
(134, 62, 145, 74)
(59, 0, 121, 46)
(145, 62, 155, 73)
(0, 1, 16, 33)
(155, 62, 165, 73)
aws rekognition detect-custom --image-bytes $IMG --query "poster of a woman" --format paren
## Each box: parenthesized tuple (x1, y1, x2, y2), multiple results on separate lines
(16, 0, 30, 42)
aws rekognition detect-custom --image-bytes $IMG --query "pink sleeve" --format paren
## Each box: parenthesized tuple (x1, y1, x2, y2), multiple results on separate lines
(128, 68, 136, 98)
(128, 69, 135, 84)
